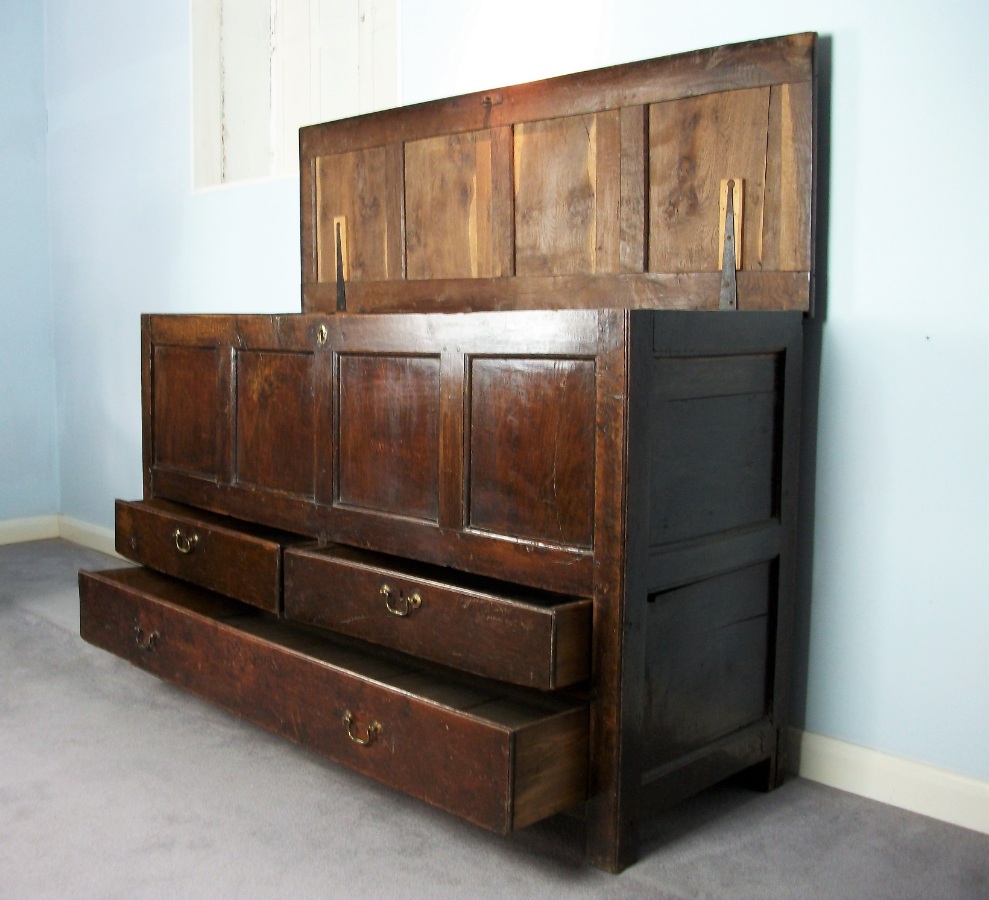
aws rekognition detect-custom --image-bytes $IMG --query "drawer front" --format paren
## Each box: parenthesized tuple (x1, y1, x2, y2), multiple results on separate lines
(79, 567, 587, 833)
(115, 499, 301, 613)
(284, 545, 592, 690)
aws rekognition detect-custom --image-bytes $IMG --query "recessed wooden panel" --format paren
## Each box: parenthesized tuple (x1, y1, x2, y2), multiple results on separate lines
(337, 355, 441, 522)
(236, 351, 315, 497)
(315, 146, 404, 283)
(648, 88, 770, 273)
(152, 345, 220, 476)
(649, 354, 779, 546)
(469, 357, 595, 547)
(405, 128, 512, 280)
(643, 562, 772, 766)
(514, 112, 621, 276)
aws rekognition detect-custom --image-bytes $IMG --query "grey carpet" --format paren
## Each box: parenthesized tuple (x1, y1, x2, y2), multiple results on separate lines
(1, 539, 986, 899)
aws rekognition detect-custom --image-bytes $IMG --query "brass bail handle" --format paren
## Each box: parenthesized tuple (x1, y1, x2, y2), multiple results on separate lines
(343, 711, 382, 747)
(134, 625, 159, 651)
(173, 528, 199, 554)
(379, 584, 422, 617)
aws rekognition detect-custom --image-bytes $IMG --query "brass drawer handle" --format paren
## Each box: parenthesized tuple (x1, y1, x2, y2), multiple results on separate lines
(343, 711, 382, 747)
(134, 626, 159, 652)
(379, 584, 422, 617)
(173, 528, 199, 554)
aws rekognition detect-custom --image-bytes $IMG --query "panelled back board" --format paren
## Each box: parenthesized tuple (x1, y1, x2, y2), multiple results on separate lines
(300, 32, 815, 314)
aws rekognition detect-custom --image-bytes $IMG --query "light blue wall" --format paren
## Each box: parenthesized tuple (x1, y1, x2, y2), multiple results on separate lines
(0, 0, 59, 520)
(45, 0, 300, 529)
(407, 0, 989, 783)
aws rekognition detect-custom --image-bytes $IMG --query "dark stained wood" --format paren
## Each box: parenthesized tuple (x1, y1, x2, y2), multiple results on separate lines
(115, 498, 305, 613)
(584, 308, 640, 873)
(648, 355, 779, 545)
(483, 700, 589, 829)
(235, 349, 316, 497)
(306, 270, 811, 314)
(769, 312, 805, 783)
(642, 563, 772, 766)
(124, 310, 806, 874)
(79, 567, 588, 834)
(144, 310, 606, 597)
(337, 354, 441, 521)
(141, 317, 153, 496)
(469, 357, 596, 547)
(151, 345, 221, 477)
(283, 544, 592, 689)
(639, 719, 778, 811)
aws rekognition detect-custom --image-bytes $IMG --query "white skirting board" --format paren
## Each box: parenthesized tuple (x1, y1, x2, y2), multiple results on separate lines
(0, 515, 122, 559)
(0, 515, 60, 544)
(789, 728, 989, 836)
(57, 516, 122, 559)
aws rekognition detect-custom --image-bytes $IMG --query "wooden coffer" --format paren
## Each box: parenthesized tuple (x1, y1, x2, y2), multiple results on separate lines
(80, 33, 815, 873)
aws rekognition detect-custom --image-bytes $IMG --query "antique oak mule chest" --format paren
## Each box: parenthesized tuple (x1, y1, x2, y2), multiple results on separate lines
(80, 33, 816, 872)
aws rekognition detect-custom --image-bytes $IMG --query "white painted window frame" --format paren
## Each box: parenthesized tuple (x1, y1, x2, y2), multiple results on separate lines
(192, 0, 399, 190)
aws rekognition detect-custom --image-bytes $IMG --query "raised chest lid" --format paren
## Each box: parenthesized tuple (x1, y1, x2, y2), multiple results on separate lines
(299, 33, 816, 316)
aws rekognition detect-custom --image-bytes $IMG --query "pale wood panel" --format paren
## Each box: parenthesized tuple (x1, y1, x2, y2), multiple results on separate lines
(619, 105, 648, 273)
(594, 110, 622, 273)
(315, 145, 404, 283)
(405, 128, 511, 279)
(648, 88, 770, 273)
(515, 113, 622, 276)
(763, 81, 813, 271)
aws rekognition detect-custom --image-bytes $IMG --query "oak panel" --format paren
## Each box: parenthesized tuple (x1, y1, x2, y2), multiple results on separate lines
(152, 345, 221, 477)
(763, 81, 814, 271)
(235, 350, 316, 497)
(405, 128, 512, 279)
(337, 354, 441, 522)
(643, 563, 772, 766)
(648, 88, 770, 273)
(515, 113, 621, 276)
(315, 145, 404, 283)
(469, 357, 596, 547)
(648, 354, 780, 546)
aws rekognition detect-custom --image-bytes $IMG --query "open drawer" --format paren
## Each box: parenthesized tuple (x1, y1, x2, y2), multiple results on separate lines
(79, 567, 588, 833)
(115, 499, 307, 613)
(284, 544, 592, 690)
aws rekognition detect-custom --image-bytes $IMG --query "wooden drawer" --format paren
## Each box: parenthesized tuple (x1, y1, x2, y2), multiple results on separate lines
(79, 567, 588, 833)
(284, 544, 592, 690)
(115, 499, 305, 613)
